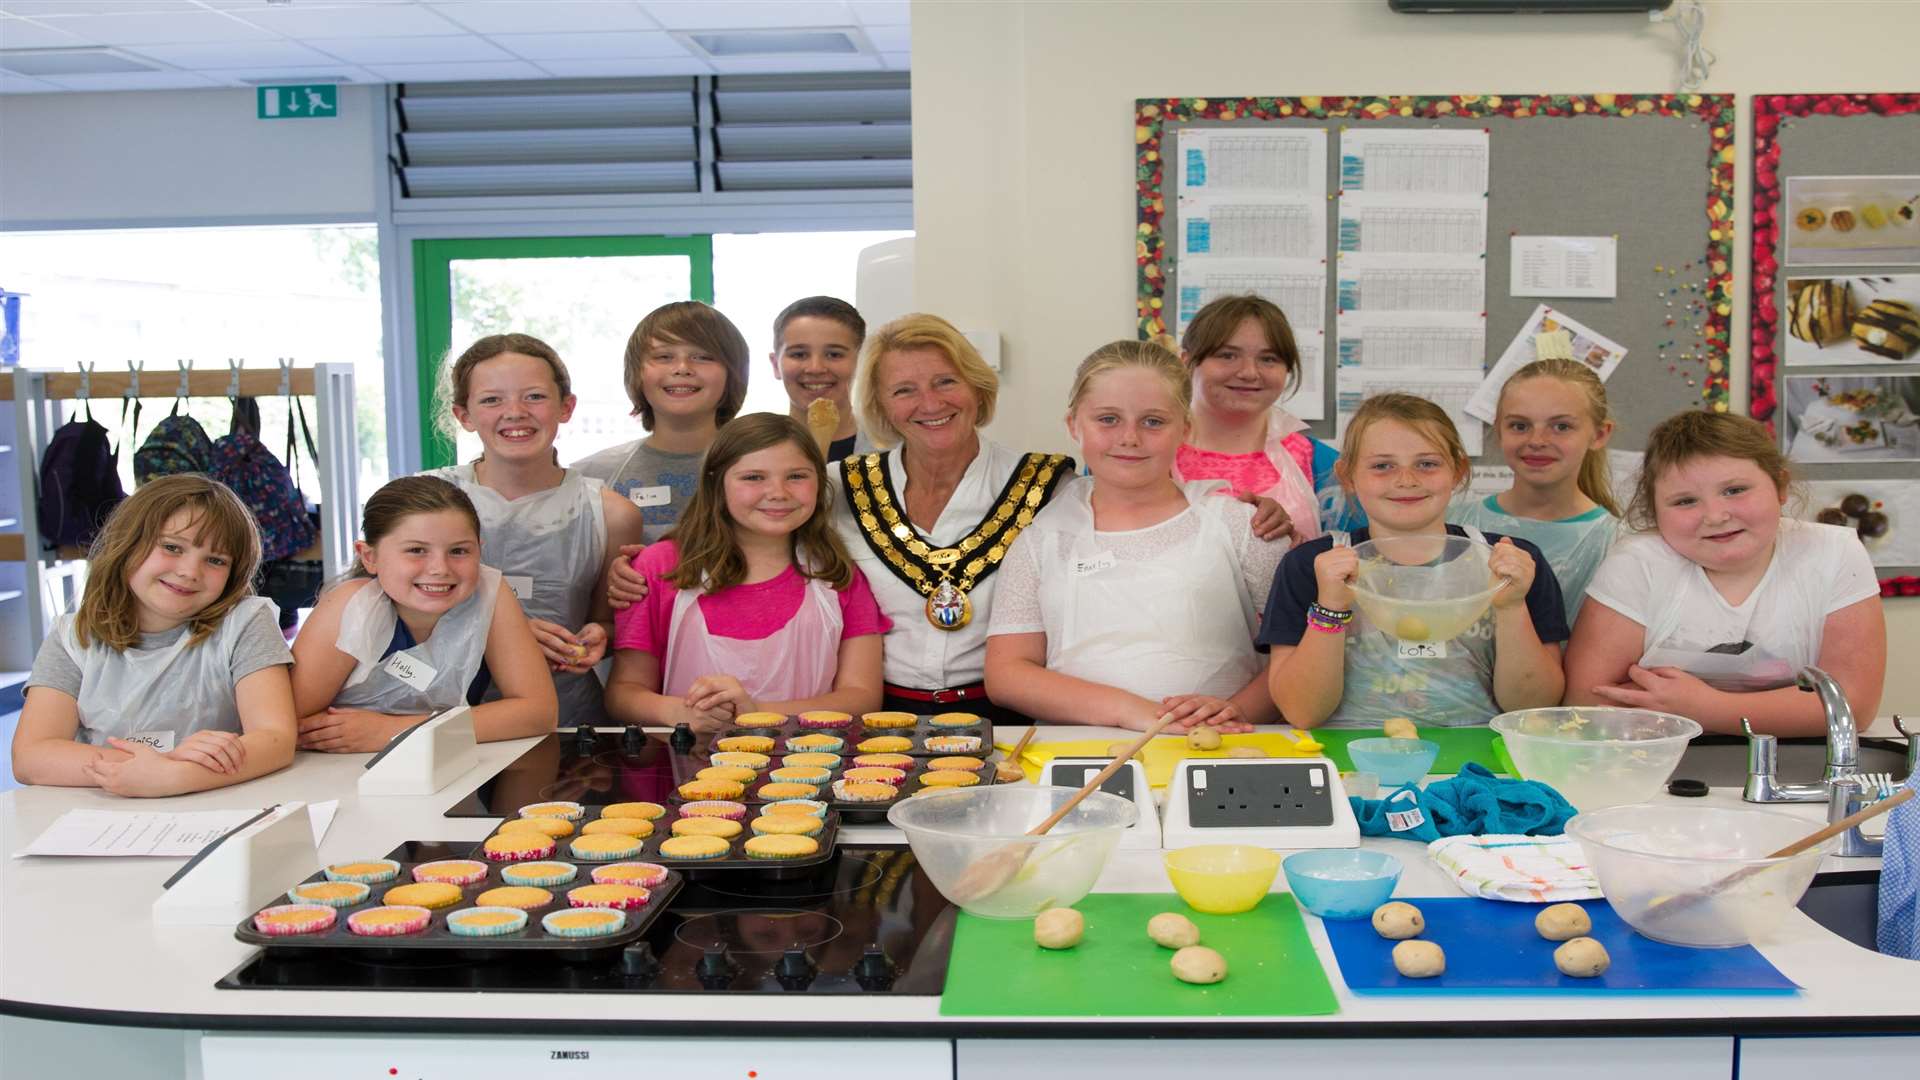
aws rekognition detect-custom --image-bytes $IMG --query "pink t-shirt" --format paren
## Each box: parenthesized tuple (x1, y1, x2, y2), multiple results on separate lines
(1175, 433, 1316, 497)
(613, 540, 891, 659)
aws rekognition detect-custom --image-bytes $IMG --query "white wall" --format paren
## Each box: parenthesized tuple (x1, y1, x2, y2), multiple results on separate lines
(0, 86, 379, 228)
(909, 0, 1920, 713)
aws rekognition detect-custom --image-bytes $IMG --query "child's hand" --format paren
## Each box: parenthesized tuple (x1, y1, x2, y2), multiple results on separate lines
(606, 546, 649, 610)
(561, 623, 608, 672)
(530, 619, 606, 672)
(1236, 491, 1295, 543)
(676, 700, 736, 733)
(684, 674, 755, 718)
(167, 730, 247, 775)
(1159, 694, 1254, 734)
(298, 707, 413, 754)
(86, 739, 192, 797)
(1487, 536, 1534, 610)
(1591, 664, 1716, 717)
(1312, 544, 1359, 611)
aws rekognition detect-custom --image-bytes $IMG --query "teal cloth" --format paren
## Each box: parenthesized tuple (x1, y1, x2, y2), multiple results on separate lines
(1349, 762, 1577, 843)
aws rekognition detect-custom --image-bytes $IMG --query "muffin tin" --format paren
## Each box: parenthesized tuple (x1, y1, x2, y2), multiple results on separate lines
(478, 804, 841, 874)
(714, 712, 994, 757)
(234, 860, 683, 959)
(673, 747, 998, 824)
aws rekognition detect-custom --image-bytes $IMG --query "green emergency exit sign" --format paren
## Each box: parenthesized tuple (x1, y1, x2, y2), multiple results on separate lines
(257, 84, 338, 119)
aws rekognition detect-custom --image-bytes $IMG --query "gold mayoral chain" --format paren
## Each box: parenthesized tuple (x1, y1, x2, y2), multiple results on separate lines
(843, 451, 1073, 631)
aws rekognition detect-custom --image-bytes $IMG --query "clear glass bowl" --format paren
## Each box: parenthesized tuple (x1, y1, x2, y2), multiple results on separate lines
(885, 786, 1133, 919)
(1350, 535, 1502, 643)
(1490, 707, 1702, 810)
(1566, 803, 1832, 948)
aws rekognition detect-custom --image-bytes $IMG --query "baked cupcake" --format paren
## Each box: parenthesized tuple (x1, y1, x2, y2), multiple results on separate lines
(733, 711, 788, 728)
(751, 814, 825, 837)
(696, 765, 759, 785)
(570, 834, 644, 861)
(253, 903, 339, 936)
(855, 735, 912, 754)
(709, 751, 771, 771)
(757, 781, 820, 802)
(347, 905, 432, 937)
(501, 861, 578, 887)
(671, 816, 744, 839)
(567, 883, 653, 909)
(925, 734, 982, 754)
(412, 860, 489, 886)
(581, 817, 655, 838)
(918, 769, 981, 788)
(591, 862, 669, 888)
(769, 766, 832, 785)
(599, 801, 666, 821)
(842, 766, 907, 786)
(517, 801, 586, 821)
(833, 780, 899, 803)
(927, 755, 986, 771)
(860, 710, 918, 729)
(383, 882, 463, 910)
(447, 906, 529, 937)
(786, 733, 845, 753)
(541, 908, 626, 939)
(679, 799, 748, 820)
(483, 832, 558, 862)
(853, 752, 915, 770)
(658, 835, 731, 861)
(930, 711, 981, 728)
(714, 735, 776, 755)
(796, 710, 853, 729)
(287, 881, 370, 908)
(495, 815, 574, 839)
(474, 885, 553, 910)
(323, 859, 400, 884)
(744, 834, 821, 861)
(764, 799, 829, 819)
(677, 778, 746, 801)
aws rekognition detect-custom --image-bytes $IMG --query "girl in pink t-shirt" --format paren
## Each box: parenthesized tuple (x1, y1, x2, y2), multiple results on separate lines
(605, 413, 890, 732)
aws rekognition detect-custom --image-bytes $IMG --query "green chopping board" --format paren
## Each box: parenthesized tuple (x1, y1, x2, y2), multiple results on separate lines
(1312, 728, 1508, 776)
(940, 892, 1338, 1017)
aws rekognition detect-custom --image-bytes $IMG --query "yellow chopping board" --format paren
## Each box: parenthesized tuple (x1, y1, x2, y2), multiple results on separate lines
(995, 731, 1325, 788)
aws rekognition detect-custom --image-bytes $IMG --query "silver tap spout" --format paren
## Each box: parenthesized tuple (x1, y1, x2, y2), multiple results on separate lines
(1796, 665, 1858, 781)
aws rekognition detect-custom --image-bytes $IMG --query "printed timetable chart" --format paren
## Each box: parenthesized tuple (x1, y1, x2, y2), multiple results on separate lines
(1183, 201, 1321, 259)
(1180, 128, 1327, 197)
(1337, 368, 1486, 457)
(1175, 261, 1328, 420)
(1336, 312, 1486, 372)
(1338, 201, 1489, 257)
(1340, 129, 1490, 196)
(1336, 263, 1486, 312)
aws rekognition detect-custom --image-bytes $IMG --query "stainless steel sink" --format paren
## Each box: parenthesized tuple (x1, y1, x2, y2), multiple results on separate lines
(1667, 735, 1910, 790)
(1797, 870, 1881, 952)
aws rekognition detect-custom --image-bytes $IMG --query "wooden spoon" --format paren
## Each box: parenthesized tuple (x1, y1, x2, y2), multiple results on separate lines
(994, 726, 1040, 783)
(948, 713, 1175, 905)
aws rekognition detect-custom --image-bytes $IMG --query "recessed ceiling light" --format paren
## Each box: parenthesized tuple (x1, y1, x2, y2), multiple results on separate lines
(238, 74, 350, 85)
(685, 30, 863, 58)
(0, 48, 159, 77)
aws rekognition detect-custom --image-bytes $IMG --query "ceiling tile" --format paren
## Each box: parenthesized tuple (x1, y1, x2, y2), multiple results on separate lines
(706, 53, 880, 74)
(38, 69, 221, 90)
(641, 2, 853, 31)
(534, 56, 710, 78)
(314, 34, 511, 63)
(489, 30, 687, 61)
(232, 3, 464, 39)
(847, 0, 908, 26)
(121, 39, 341, 68)
(27, 11, 274, 45)
(861, 24, 907, 52)
(363, 58, 544, 82)
(0, 71, 59, 92)
(0, 17, 91, 48)
(1, 2, 202, 14)
(428, 1, 660, 34)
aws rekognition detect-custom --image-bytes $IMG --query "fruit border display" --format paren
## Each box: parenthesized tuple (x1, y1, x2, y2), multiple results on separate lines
(1133, 93, 1736, 414)
(1750, 93, 1920, 596)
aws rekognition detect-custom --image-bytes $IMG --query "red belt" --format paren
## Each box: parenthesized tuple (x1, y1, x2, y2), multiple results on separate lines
(885, 682, 988, 705)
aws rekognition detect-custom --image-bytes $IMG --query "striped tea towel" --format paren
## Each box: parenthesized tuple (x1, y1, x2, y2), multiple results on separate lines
(1427, 833, 1602, 903)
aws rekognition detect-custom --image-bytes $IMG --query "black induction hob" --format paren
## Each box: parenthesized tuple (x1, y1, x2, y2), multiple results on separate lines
(441, 726, 678, 820)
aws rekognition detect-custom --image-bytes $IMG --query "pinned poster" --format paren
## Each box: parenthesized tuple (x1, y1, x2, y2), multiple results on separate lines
(1180, 128, 1327, 198)
(1466, 304, 1628, 425)
(1511, 235, 1619, 299)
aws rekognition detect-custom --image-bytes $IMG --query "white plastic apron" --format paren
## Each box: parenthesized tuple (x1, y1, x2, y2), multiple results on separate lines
(1043, 480, 1262, 702)
(1448, 495, 1620, 624)
(334, 565, 502, 715)
(1636, 557, 1798, 693)
(433, 465, 608, 723)
(66, 596, 278, 750)
(661, 572, 843, 702)
(1329, 527, 1501, 730)
(1175, 404, 1324, 543)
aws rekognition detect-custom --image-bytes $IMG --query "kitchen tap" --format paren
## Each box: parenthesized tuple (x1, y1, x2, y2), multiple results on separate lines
(1741, 666, 1859, 804)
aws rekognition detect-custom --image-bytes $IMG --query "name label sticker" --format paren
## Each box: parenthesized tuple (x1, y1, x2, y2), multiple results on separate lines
(1072, 552, 1118, 577)
(1396, 639, 1447, 660)
(504, 575, 535, 601)
(629, 485, 672, 509)
(384, 652, 439, 690)
(119, 730, 176, 753)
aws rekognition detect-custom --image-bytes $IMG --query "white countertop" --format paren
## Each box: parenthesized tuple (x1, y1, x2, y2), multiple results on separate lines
(1, 724, 1914, 1035)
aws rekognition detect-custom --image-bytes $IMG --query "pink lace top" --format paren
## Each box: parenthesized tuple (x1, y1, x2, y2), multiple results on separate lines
(1176, 433, 1316, 497)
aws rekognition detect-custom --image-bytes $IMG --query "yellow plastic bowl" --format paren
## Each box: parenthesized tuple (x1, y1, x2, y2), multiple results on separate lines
(1162, 844, 1282, 915)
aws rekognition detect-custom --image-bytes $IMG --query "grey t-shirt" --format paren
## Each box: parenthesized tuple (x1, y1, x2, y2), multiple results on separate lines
(25, 601, 293, 704)
(570, 437, 704, 543)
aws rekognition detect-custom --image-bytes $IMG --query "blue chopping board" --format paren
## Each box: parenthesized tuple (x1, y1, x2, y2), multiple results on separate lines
(1322, 898, 1798, 995)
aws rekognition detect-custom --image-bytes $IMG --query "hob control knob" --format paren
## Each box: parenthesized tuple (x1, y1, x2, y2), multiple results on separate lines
(852, 945, 895, 991)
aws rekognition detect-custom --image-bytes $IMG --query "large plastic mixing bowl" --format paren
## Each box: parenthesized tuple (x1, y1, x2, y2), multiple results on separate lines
(1350, 535, 1502, 643)
(886, 786, 1133, 919)
(1491, 707, 1702, 810)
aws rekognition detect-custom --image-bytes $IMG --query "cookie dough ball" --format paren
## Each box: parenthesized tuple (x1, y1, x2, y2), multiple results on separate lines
(1226, 746, 1267, 759)
(1033, 907, 1084, 950)
(1186, 726, 1223, 751)
(1170, 945, 1227, 984)
(1147, 912, 1200, 949)
(1107, 741, 1143, 761)
(1534, 903, 1593, 942)
(1393, 615, 1430, 642)
(1371, 900, 1424, 940)
(1382, 717, 1418, 741)
(1392, 939, 1446, 978)
(1553, 936, 1611, 978)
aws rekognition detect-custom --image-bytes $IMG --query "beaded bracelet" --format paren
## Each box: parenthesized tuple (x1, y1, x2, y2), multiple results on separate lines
(1309, 602, 1354, 625)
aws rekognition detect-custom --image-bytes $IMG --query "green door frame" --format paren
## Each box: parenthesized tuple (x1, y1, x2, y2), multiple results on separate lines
(412, 234, 714, 469)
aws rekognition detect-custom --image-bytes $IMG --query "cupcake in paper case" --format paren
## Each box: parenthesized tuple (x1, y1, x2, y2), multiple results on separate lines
(542, 908, 626, 939)
(918, 769, 981, 788)
(764, 799, 829, 820)
(323, 858, 400, 884)
(785, 733, 845, 753)
(474, 886, 553, 911)
(733, 711, 788, 729)
(599, 801, 667, 821)
(412, 859, 489, 886)
(678, 778, 746, 801)
(679, 799, 748, 820)
(833, 780, 900, 804)
(859, 710, 919, 729)
(347, 905, 433, 937)
(517, 801, 586, 821)
(757, 782, 822, 802)
(495, 815, 574, 839)
(253, 903, 339, 936)
(744, 834, 820, 861)
(781, 752, 842, 770)
(751, 814, 825, 838)
(570, 833, 645, 862)
(709, 751, 771, 771)
(591, 862, 669, 888)
(671, 816, 743, 839)
(287, 881, 370, 908)
(927, 755, 986, 771)
(855, 735, 912, 754)
(853, 752, 915, 770)
(714, 736, 776, 755)
(384, 882, 463, 910)
(929, 711, 982, 728)
(483, 831, 558, 862)
(447, 906, 529, 937)
(769, 765, 833, 786)
(796, 710, 853, 729)
(567, 883, 653, 910)
(581, 817, 654, 839)
(500, 861, 578, 888)
(657, 835, 731, 861)
(696, 765, 759, 785)
(925, 734, 983, 754)
(842, 766, 907, 786)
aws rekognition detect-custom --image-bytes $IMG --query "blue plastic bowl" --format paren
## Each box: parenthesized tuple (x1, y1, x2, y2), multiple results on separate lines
(1345, 738, 1440, 787)
(1282, 850, 1404, 920)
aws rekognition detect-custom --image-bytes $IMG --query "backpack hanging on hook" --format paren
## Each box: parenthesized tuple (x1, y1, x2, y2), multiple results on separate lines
(209, 364, 316, 563)
(37, 362, 126, 548)
(133, 359, 215, 485)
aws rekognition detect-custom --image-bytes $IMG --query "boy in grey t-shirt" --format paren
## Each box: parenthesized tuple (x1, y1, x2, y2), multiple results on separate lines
(570, 439, 704, 544)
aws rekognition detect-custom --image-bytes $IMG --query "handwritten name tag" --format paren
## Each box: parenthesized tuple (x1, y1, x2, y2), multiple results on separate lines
(1396, 639, 1447, 660)
(504, 575, 534, 601)
(119, 730, 176, 753)
(629, 485, 672, 509)
(384, 652, 439, 690)
(1072, 552, 1118, 577)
